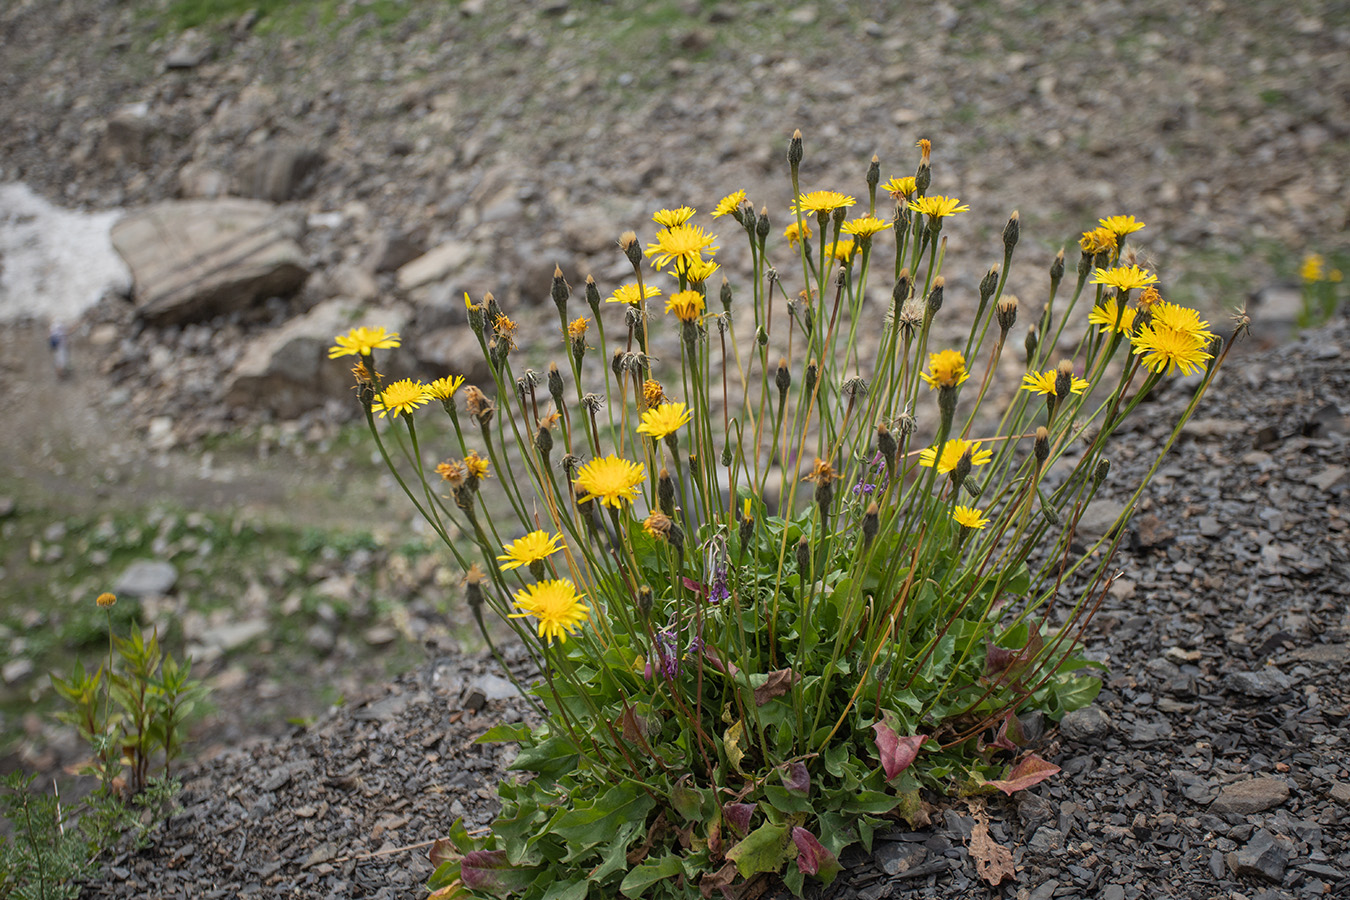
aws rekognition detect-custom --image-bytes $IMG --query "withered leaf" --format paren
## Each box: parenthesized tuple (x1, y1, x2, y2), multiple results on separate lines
(984, 753, 1061, 796)
(968, 805, 1015, 886)
(753, 668, 800, 705)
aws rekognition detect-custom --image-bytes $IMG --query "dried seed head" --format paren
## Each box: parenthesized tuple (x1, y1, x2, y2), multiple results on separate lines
(842, 376, 868, 403)
(561, 453, 581, 477)
(582, 392, 604, 414)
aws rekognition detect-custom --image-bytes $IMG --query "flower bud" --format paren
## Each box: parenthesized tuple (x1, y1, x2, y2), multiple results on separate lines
(636, 585, 653, 619)
(775, 359, 791, 397)
(1093, 457, 1111, 487)
(756, 326, 769, 347)
(756, 206, 770, 243)
(464, 566, 487, 614)
(720, 445, 732, 467)
(950, 447, 973, 488)
(979, 265, 1000, 307)
(796, 534, 811, 576)
(550, 264, 570, 314)
(611, 348, 625, 380)
(877, 424, 897, 471)
(1024, 328, 1038, 366)
(787, 129, 803, 171)
(996, 295, 1018, 336)
(585, 274, 602, 316)
(1054, 360, 1075, 400)
(862, 501, 879, 548)
(485, 292, 502, 325)
(1033, 426, 1050, 466)
(893, 268, 911, 313)
(738, 505, 754, 550)
(926, 277, 944, 315)
(1050, 249, 1065, 291)
(548, 362, 565, 410)
(804, 359, 818, 395)
(915, 161, 931, 196)
(1002, 210, 1020, 256)
(867, 154, 881, 191)
(535, 423, 554, 461)
(659, 468, 676, 517)
(620, 231, 642, 269)
(720, 276, 733, 311)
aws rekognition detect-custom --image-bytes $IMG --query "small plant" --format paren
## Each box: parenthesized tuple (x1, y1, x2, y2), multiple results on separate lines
(1298, 251, 1344, 327)
(0, 592, 207, 898)
(339, 132, 1243, 898)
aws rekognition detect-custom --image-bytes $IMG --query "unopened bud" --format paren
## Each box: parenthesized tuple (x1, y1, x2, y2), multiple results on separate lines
(1050, 249, 1065, 289)
(795, 534, 811, 576)
(979, 265, 1000, 306)
(636, 585, 653, 618)
(464, 566, 487, 613)
(862, 501, 879, 548)
(550, 264, 570, 313)
(1025, 328, 1039, 366)
(915, 161, 931, 196)
(804, 360, 818, 395)
(1002, 210, 1020, 256)
(756, 326, 769, 347)
(1093, 457, 1111, 487)
(756, 206, 770, 243)
(867, 154, 881, 190)
(611, 348, 624, 379)
(485, 292, 502, 324)
(926, 277, 944, 315)
(787, 129, 803, 170)
(620, 231, 642, 268)
(535, 423, 554, 460)
(893, 269, 911, 312)
(996, 295, 1019, 336)
(658, 468, 676, 517)
(951, 447, 973, 488)
(720, 276, 733, 311)
(548, 362, 565, 410)
(1034, 426, 1050, 466)
(1054, 360, 1075, 399)
(585, 274, 601, 315)
(775, 359, 791, 396)
(720, 445, 732, 467)
(877, 424, 897, 470)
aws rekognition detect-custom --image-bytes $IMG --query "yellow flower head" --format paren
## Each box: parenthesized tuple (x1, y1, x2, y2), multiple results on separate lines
(1150, 302, 1214, 341)
(573, 455, 646, 508)
(919, 439, 992, 474)
(607, 283, 662, 305)
(509, 579, 589, 645)
(920, 349, 971, 390)
(1021, 367, 1088, 398)
(538, 410, 562, 430)
(1301, 253, 1325, 283)
(825, 238, 857, 264)
(916, 138, 932, 163)
(425, 375, 465, 401)
(96, 592, 117, 608)
(497, 531, 565, 571)
(464, 450, 491, 482)
(1079, 227, 1118, 256)
(952, 505, 991, 530)
(328, 326, 401, 359)
(673, 256, 720, 285)
(642, 379, 666, 409)
(653, 206, 696, 228)
(642, 511, 674, 541)
(802, 458, 838, 484)
(842, 215, 891, 239)
(436, 460, 467, 485)
(1131, 323, 1212, 377)
(567, 316, 590, 340)
(645, 225, 719, 270)
(665, 290, 706, 323)
(1099, 215, 1145, 238)
(882, 176, 917, 201)
(783, 221, 813, 248)
(1136, 285, 1161, 310)
(493, 313, 518, 349)
(1087, 299, 1137, 335)
(908, 195, 970, 219)
(637, 402, 692, 441)
(372, 379, 431, 418)
(793, 190, 856, 215)
(1092, 265, 1158, 293)
(712, 190, 747, 219)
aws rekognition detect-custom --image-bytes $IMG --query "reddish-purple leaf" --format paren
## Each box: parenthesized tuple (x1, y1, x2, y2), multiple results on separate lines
(791, 827, 841, 884)
(981, 711, 1027, 753)
(721, 801, 755, 837)
(459, 850, 509, 891)
(702, 645, 740, 677)
(753, 668, 801, 706)
(428, 837, 457, 868)
(985, 631, 1044, 678)
(984, 753, 1061, 796)
(872, 722, 928, 781)
(780, 761, 810, 796)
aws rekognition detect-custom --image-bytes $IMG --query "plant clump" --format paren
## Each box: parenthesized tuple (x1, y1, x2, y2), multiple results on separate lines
(335, 131, 1240, 899)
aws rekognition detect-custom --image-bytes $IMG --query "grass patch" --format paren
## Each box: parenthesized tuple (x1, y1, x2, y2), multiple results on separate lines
(151, 0, 424, 37)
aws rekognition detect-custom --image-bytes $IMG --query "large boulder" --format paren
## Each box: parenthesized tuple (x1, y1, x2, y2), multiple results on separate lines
(234, 142, 324, 202)
(225, 299, 412, 419)
(111, 199, 310, 325)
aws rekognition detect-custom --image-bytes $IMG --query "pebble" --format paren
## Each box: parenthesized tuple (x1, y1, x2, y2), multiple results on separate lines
(873, 841, 927, 876)
(113, 559, 179, 597)
(1211, 777, 1291, 815)
(1223, 670, 1295, 698)
(1059, 706, 1111, 743)
(1227, 829, 1291, 882)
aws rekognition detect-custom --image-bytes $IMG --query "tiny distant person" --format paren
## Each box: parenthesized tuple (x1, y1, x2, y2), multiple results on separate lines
(49, 321, 70, 378)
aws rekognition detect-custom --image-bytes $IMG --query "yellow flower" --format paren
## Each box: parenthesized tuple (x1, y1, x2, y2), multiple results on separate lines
(802, 458, 837, 484)
(637, 402, 692, 440)
(573, 455, 646, 508)
(497, 531, 565, 571)
(653, 206, 696, 228)
(673, 256, 721, 284)
(96, 592, 117, 608)
(607, 283, 662, 305)
(1092, 265, 1158, 293)
(1098, 215, 1145, 238)
(371, 379, 431, 418)
(465, 450, 491, 482)
(435, 460, 466, 485)
(328, 326, 401, 359)
(1150, 302, 1214, 341)
(1131, 323, 1212, 377)
(642, 511, 674, 541)
(952, 506, 990, 530)
(645, 225, 719, 270)
(712, 190, 746, 219)
(1021, 368, 1088, 397)
(1137, 285, 1161, 310)
(919, 439, 992, 474)
(825, 238, 857, 264)
(665, 290, 705, 323)
(916, 138, 931, 163)
(1087, 299, 1137, 334)
(882, 176, 916, 201)
(793, 190, 856, 214)
(509, 579, 589, 645)
(567, 316, 590, 340)
(783, 221, 812, 248)
(425, 375, 465, 401)
(493, 313, 518, 349)
(919, 349, 971, 389)
(1079, 227, 1117, 256)
(908, 195, 970, 219)
(642, 379, 666, 408)
(842, 215, 891, 239)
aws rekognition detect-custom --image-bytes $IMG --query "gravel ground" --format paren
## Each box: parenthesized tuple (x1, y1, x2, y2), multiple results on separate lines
(85, 317, 1350, 899)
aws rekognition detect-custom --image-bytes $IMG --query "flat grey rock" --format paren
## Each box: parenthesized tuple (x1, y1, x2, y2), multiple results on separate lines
(1210, 777, 1290, 815)
(114, 559, 179, 597)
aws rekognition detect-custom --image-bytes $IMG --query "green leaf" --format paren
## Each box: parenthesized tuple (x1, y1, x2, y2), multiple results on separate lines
(543, 880, 591, 900)
(619, 854, 684, 898)
(478, 722, 535, 744)
(1050, 674, 1101, 715)
(510, 736, 579, 780)
(726, 822, 790, 878)
(554, 784, 654, 848)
